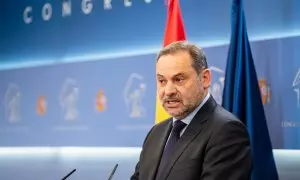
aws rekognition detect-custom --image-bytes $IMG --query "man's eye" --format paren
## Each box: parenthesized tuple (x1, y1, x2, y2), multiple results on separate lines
(175, 78, 184, 83)
(158, 79, 166, 84)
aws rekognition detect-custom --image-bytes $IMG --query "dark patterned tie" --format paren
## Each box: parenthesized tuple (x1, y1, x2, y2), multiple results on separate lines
(155, 120, 187, 180)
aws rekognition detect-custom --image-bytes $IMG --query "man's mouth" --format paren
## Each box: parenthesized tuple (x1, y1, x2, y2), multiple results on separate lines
(166, 100, 179, 104)
(165, 100, 181, 107)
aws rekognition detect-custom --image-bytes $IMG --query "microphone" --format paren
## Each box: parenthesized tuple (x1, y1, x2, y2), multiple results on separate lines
(108, 163, 119, 180)
(61, 169, 76, 180)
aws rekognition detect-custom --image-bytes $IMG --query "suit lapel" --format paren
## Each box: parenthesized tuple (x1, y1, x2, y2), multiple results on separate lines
(148, 119, 172, 180)
(160, 96, 217, 180)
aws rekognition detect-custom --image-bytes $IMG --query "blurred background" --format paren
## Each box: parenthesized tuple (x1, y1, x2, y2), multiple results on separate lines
(0, 0, 300, 179)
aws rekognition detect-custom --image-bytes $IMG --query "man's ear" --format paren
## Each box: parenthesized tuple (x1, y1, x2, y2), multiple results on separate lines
(201, 68, 211, 89)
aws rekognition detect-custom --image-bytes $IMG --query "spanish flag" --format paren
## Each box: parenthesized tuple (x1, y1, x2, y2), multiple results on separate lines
(155, 0, 186, 124)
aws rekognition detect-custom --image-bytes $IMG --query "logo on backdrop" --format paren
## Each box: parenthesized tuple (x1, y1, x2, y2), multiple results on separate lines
(259, 79, 271, 105)
(59, 78, 79, 121)
(37, 95, 47, 116)
(124, 73, 146, 118)
(209, 66, 225, 105)
(3, 83, 21, 123)
(95, 89, 107, 112)
(293, 68, 300, 108)
(23, 0, 152, 24)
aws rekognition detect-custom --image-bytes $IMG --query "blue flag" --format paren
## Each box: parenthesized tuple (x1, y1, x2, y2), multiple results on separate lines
(222, 0, 279, 179)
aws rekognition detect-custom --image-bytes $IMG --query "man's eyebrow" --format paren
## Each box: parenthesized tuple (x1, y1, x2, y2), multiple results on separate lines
(156, 72, 186, 78)
(173, 72, 185, 77)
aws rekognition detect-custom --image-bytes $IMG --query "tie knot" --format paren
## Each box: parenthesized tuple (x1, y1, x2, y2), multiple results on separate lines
(172, 120, 186, 134)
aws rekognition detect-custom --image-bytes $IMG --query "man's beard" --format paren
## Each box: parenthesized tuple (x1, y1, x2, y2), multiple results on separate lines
(163, 90, 205, 119)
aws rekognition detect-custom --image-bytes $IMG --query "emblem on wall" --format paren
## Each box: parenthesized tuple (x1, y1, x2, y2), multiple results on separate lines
(124, 73, 146, 118)
(59, 78, 79, 121)
(209, 66, 225, 105)
(293, 68, 300, 108)
(4, 83, 21, 123)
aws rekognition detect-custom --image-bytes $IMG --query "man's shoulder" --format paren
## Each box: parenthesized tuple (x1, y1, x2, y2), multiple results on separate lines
(152, 118, 172, 129)
(141, 118, 172, 146)
(209, 104, 244, 127)
(203, 104, 249, 144)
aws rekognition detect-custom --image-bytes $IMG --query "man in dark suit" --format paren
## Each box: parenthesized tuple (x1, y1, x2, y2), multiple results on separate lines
(130, 41, 252, 180)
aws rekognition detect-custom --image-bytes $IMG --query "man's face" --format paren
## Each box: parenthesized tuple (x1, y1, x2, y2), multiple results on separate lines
(156, 51, 211, 119)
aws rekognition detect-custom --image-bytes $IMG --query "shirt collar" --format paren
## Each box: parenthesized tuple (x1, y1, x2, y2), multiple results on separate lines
(173, 92, 211, 125)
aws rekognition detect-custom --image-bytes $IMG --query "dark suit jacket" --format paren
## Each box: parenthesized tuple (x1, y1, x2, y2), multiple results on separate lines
(130, 96, 252, 180)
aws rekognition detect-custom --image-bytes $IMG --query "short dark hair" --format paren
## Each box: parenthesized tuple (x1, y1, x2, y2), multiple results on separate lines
(156, 41, 208, 74)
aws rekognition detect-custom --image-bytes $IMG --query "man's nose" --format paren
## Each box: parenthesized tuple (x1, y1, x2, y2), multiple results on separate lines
(164, 82, 177, 96)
